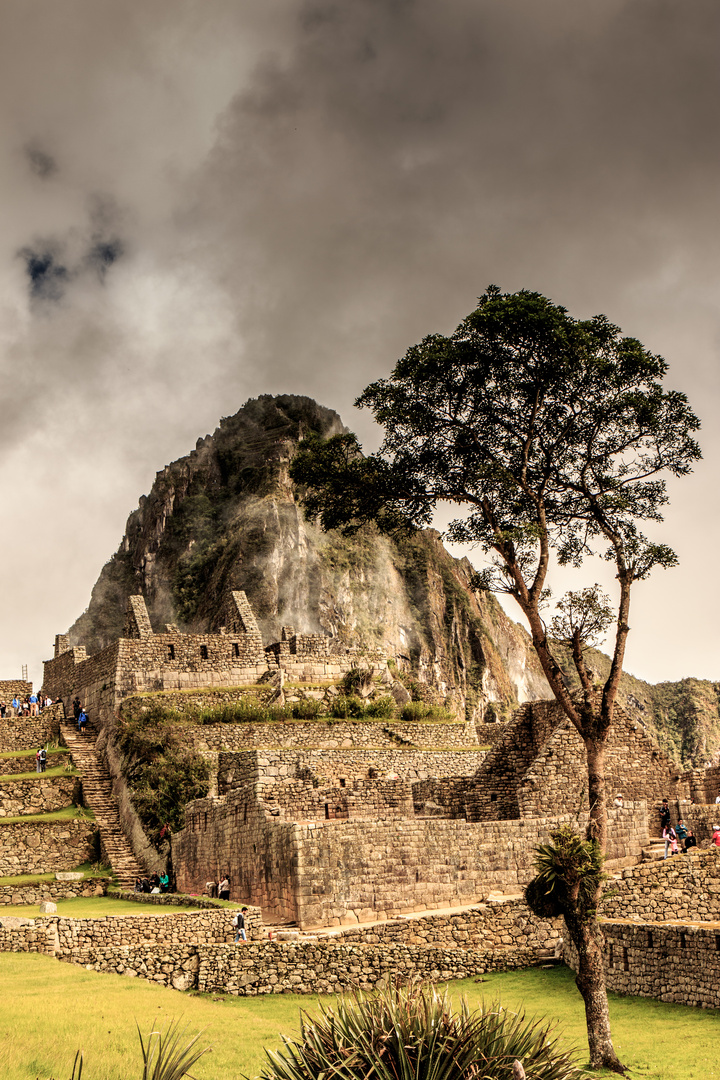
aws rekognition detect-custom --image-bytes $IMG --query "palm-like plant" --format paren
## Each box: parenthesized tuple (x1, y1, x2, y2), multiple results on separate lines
(525, 825, 605, 921)
(251, 979, 586, 1080)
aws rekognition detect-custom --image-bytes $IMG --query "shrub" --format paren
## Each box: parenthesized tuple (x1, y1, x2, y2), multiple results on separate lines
(329, 695, 366, 719)
(364, 696, 396, 719)
(290, 699, 324, 719)
(400, 701, 454, 722)
(340, 667, 374, 695)
(254, 979, 585, 1080)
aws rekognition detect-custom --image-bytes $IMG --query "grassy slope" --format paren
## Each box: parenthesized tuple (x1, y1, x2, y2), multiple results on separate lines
(0, 959, 717, 1079)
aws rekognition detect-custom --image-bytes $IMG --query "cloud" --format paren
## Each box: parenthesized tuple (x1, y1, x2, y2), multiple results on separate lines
(0, 0, 718, 685)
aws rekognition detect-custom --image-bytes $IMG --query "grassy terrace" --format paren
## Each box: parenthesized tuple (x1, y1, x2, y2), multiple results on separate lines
(0, 862, 111, 887)
(0, 766, 79, 781)
(0, 806, 93, 825)
(0, 747, 69, 760)
(0, 960, 717, 1079)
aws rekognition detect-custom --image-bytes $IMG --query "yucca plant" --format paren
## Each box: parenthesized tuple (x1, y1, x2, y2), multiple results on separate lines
(251, 979, 586, 1080)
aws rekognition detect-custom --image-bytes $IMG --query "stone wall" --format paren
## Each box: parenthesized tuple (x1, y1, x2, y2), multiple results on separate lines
(0, 876, 108, 907)
(215, 748, 487, 795)
(0, 818, 96, 875)
(567, 921, 720, 1010)
(0, 712, 62, 752)
(600, 849, 720, 922)
(0, 776, 78, 816)
(173, 782, 647, 929)
(49, 906, 264, 951)
(516, 706, 686, 818)
(184, 719, 478, 752)
(0, 920, 54, 954)
(330, 898, 563, 953)
(0, 681, 33, 701)
(60, 939, 550, 995)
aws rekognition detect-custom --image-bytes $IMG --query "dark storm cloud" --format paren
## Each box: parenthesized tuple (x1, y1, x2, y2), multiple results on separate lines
(196, 0, 720, 404)
(18, 242, 69, 301)
(25, 144, 57, 179)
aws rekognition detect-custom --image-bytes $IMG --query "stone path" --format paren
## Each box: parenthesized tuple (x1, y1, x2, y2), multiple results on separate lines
(59, 722, 146, 888)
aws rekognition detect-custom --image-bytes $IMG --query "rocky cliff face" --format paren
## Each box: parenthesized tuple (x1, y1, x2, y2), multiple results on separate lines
(68, 394, 550, 716)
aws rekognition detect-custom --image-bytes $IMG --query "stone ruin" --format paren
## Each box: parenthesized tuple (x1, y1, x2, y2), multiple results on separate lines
(1, 589, 720, 1007)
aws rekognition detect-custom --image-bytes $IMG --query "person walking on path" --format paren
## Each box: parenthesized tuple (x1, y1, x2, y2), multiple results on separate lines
(78, 708, 88, 735)
(663, 825, 677, 859)
(35, 747, 42, 773)
(659, 799, 671, 833)
(233, 907, 247, 942)
(39, 746, 47, 773)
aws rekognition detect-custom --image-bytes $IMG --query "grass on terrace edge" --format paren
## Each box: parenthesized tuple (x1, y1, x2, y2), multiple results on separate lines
(0, 746, 69, 759)
(0, 765, 79, 781)
(0, 805, 94, 825)
(0, 958, 718, 1079)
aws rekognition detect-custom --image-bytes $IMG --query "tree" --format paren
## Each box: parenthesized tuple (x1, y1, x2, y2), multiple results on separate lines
(290, 286, 700, 1072)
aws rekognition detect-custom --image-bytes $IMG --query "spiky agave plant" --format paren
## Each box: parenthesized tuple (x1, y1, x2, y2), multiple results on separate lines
(251, 979, 586, 1080)
(137, 1019, 210, 1080)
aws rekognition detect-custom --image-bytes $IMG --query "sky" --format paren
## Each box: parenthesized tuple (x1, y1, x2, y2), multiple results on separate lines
(2, 0, 720, 688)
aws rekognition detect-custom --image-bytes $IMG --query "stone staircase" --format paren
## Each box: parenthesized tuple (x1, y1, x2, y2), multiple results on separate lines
(59, 721, 146, 888)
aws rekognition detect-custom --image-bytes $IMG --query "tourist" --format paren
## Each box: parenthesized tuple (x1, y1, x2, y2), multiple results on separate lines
(29, 693, 38, 717)
(685, 829, 698, 852)
(72, 697, 81, 722)
(613, 793, 624, 808)
(39, 746, 47, 773)
(10, 696, 19, 717)
(78, 709, 88, 735)
(219, 875, 230, 900)
(134, 877, 144, 893)
(676, 819, 688, 851)
(659, 799, 671, 832)
(663, 824, 677, 859)
(0, 702, 5, 718)
(159, 871, 170, 892)
(35, 747, 42, 773)
(715, 794, 720, 805)
(712, 825, 720, 850)
(233, 907, 248, 942)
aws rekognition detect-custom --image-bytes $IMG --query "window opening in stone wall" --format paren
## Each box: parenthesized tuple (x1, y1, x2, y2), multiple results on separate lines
(490, 793, 497, 802)
(243, 803, 247, 824)
(647, 931, 653, 948)
(233, 642, 240, 658)
(324, 802, 330, 819)
(608, 944, 614, 967)
(680, 932, 687, 949)
(168, 644, 175, 660)
(200, 644, 208, 660)
(716, 934, 720, 952)
(339, 778, 346, 788)
(623, 946, 629, 971)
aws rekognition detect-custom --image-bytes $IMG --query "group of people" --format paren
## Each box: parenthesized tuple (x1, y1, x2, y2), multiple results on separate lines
(134, 872, 171, 893)
(0, 693, 52, 718)
(660, 799, 698, 857)
(72, 697, 89, 735)
(35, 746, 47, 772)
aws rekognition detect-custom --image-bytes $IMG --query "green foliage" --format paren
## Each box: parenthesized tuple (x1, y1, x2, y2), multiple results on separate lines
(329, 695, 366, 719)
(364, 696, 397, 718)
(400, 701, 454, 722)
(118, 709, 210, 848)
(137, 1019, 210, 1080)
(525, 825, 605, 922)
(252, 979, 585, 1080)
(341, 667, 375, 695)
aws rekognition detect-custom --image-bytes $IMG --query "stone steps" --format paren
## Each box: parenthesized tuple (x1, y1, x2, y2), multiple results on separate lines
(59, 723, 146, 887)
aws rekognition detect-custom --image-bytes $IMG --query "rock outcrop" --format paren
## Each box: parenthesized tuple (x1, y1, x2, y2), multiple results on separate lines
(68, 394, 550, 717)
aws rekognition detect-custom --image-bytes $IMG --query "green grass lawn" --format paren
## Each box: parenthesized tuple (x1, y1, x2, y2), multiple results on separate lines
(0, 959, 717, 1079)
(0, 895, 208, 918)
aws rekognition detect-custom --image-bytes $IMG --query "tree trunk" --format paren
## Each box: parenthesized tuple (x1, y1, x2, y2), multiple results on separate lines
(565, 907, 625, 1073)
(584, 733, 608, 851)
